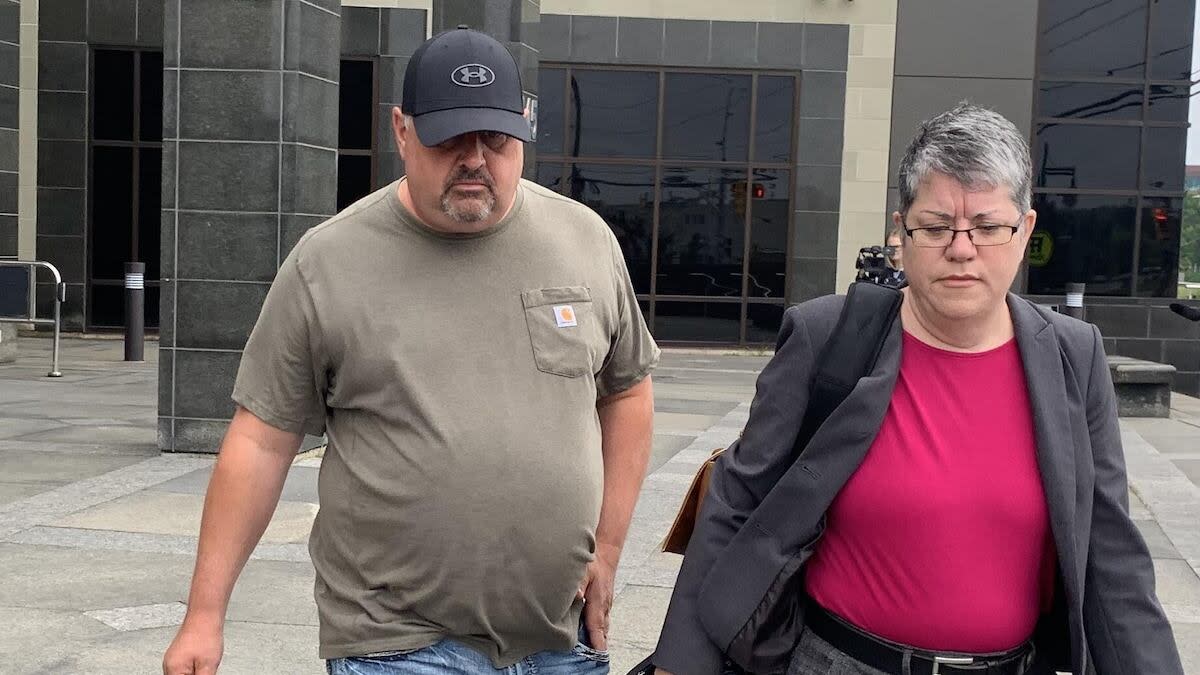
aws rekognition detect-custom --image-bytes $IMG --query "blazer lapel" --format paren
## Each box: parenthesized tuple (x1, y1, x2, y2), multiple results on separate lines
(1010, 295, 1080, 599)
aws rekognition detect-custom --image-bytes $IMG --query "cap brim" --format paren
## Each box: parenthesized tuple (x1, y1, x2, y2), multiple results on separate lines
(412, 107, 534, 146)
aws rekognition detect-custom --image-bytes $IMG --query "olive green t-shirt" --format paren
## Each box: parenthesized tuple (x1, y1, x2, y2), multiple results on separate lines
(231, 179, 660, 666)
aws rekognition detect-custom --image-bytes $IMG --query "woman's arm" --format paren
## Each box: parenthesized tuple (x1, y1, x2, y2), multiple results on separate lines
(1079, 324, 1184, 675)
(653, 305, 820, 675)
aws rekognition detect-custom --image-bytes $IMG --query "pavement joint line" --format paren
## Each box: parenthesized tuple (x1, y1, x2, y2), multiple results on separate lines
(1121, 424, 1200, 581)
(1, 525, 312, 562)
(0, 455, 215, 540)
(615, 403, 750, 597)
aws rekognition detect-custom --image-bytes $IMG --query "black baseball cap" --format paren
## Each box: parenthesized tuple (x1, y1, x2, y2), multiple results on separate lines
(401, 26, 534, 147)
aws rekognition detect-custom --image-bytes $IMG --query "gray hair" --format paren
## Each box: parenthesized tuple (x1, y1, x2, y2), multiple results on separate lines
(896, 102, 1031, 218)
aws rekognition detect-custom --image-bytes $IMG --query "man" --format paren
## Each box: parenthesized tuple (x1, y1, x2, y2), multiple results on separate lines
(164, 26, 659, 675)
(884, 226, 904, 272)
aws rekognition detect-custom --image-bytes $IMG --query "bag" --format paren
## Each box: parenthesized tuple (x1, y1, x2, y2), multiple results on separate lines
(634, 282, 903, 675)
(661, 447, 724, 554)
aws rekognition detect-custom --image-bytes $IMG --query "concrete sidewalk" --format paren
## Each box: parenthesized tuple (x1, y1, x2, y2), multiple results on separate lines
(0, 336, 1198, 674)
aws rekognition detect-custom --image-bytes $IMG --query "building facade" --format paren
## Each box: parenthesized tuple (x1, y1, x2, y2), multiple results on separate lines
(1, 0, 1198, 451)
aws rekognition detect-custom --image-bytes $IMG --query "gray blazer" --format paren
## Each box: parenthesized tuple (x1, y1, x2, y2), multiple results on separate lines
(653, 293, 1183, 675)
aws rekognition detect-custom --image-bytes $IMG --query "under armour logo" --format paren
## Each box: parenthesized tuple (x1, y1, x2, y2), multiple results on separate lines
(452, 64, 496, 87)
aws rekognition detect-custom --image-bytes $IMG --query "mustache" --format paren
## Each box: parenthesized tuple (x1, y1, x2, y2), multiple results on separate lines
(444, 168, 496, 192)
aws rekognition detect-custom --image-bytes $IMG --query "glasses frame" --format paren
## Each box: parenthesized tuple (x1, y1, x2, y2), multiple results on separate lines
(903, 216, 1024, 248)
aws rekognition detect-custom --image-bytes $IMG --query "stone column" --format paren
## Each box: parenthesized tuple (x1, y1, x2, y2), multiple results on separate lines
(433, 0, 539, 177)
(1, 0, 19, 257)
(159, 0, 339, 452)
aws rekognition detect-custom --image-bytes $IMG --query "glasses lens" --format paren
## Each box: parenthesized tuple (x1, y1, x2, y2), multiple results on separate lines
(914, 228, 952, 247)
(973, 225, 1014, 246)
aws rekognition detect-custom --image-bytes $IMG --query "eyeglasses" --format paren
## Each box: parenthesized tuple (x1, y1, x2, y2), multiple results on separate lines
(435, 130, 511, 153)
(904, 218, 1022, 248)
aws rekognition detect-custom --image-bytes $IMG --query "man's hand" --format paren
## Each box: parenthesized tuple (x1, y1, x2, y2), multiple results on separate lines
(577, 544, 620, 651)
(162, 618, 223, 675)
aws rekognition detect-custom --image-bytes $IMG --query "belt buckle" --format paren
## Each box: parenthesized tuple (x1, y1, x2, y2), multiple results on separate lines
(930, 655, 975, 675)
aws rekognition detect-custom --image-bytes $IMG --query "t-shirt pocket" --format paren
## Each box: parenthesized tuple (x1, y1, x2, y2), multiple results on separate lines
(521, 286, 594, 378)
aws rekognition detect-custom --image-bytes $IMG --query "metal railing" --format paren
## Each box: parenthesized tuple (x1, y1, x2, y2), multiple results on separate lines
(0, 260, 65, 377)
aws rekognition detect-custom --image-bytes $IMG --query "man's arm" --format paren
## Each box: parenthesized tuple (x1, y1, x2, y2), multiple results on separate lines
(163, 407, 303, 675)
(580, 375, 655, 651)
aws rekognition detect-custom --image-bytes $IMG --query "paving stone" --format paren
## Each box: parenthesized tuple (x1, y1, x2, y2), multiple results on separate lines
(85, 601, 188, 632)
(0, 481, 60, 506)
(1136, 519, 1184, 560)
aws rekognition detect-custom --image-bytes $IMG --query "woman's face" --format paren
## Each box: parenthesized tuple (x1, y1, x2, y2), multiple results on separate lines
(892, 172, 1035, 322)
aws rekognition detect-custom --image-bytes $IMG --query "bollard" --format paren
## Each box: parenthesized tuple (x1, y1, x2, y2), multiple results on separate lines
(1063, 282, 1085, 320)
(124, 262, 145, 362)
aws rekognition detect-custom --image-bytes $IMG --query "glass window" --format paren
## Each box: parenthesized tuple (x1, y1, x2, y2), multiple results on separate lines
(657, 167, 745, 297)
(1142, 126, 1186, 191)
(138, 147, 161, 279)
(1149, 0, 1195, 80)
(93, 50, 135, 141)
(662, 73, 751, 161)
(1037, 81, 1142, 120)
(1039, 0, 1147, 78)
(537, 68, 565, 155)
(1034, 124, 1141, 189)
(535, 161, 563, 193)
(1138, 197, 1182, 296)
(570, 69, 658, 158)
(337, 155, 372, 211)
(91, 146, 134, 280)
(754, 76, 795, 163)
(567, 164, 655, 294)
(745, 302, 785, 343)
(339, 60, 374, 151)
(653, 301, 741, 342)
(1027, 193, 1137, 296)
(1148, 84, 1189, 122)
(139, 51, 163, 142)
(747, 169, 789, 299)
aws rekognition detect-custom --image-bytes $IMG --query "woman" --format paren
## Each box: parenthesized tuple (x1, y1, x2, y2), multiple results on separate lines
(651, 104, 1182, 675)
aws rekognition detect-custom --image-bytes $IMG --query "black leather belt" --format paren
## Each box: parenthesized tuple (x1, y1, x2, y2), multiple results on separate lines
(806, 603, 1035, 675)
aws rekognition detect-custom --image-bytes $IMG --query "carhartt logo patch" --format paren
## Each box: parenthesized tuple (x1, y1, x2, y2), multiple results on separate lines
(553, 305, 577, 328)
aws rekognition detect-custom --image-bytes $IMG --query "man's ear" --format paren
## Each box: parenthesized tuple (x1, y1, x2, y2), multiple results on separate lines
(392, 107, 407, 159)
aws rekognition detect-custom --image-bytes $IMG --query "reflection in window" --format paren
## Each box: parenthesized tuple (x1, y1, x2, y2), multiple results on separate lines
(1034, 124, 1140, 190)
(1027, 194, 1136, 296)
(657, 168, 745, 296)
(745, 303, 785, 343)
(653, 301, 741, 342)
(1139, 198, 1182, 297)
(1148, 84, 1189, 121)
(537, 68, 565, 154)
(747, 169, 789, 299)
(754, 76, 796, 163)
(567, 164, 655, 294)
(1039, 0, 1146, 78)
(1142, 126, 1186, 191)
(570, 70, 658, 158)
(535, 162, 563, 193)
(663, 73, 751, 161)
(1149, 0, 1195, 80)
(1037, 82, 1142, 120)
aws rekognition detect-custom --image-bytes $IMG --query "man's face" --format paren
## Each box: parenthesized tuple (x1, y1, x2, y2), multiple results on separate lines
(892, 172, 1036, 321)
(885, 235, 904, 269)
(393, 108, 524, 234)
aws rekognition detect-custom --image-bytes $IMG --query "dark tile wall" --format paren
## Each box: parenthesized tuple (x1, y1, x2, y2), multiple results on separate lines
(34, 0, 165, 328)
(159, 0, 339, 452)
(0, 0, 18, 257)
(1026, 295, 1200, 397)
(339, 6, 427, 186)
(542, 14, 847, 305)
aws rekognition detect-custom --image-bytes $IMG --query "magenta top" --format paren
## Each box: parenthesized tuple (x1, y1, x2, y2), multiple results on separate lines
(805, 331, 1056, 653)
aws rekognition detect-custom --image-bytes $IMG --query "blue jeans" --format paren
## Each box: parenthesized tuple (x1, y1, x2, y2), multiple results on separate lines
(326, 626, 610, 675)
